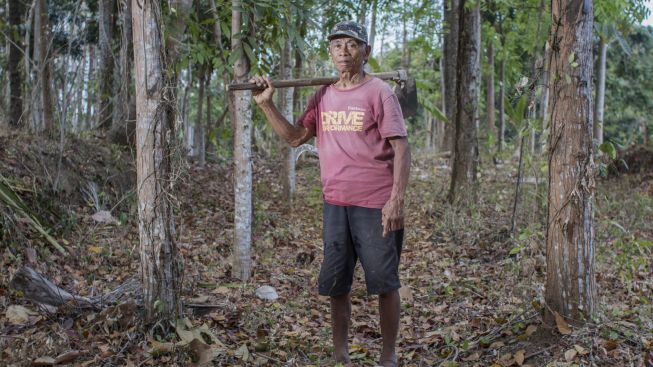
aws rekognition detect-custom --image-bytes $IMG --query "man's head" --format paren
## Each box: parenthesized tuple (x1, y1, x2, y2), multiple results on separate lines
(327, 21, 371, 73)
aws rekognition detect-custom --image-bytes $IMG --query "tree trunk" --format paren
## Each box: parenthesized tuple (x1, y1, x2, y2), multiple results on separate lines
(540, 41, 551, 152)
(401, 3, 409, 70)
(181, 61, 193, 156)
(110, 0, 136, 145)
(544, 0, 596, 325)
(85, 45, 96, 131)
(486, 40, 495, 132)
(448, 0, 480, 203)
(498, 58, 506, 152)
(131, 0, 182, 324)
(206, 70, 214, 156)
(594, 39, 607, 145)
(8, 0, 25, 128)
(97, 0, 115, 129)
(196, 68, 206, 167)
(31, 0, 54, 134)
(443, 0, 460, 153)
(278, 39, 296, 206)
(368, 0, 378, 51)
(230, 0, 253, 281)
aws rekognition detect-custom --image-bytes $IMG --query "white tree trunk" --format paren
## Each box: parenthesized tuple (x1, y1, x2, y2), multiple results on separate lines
(594, 40, 607, 145)
(278, 39, 296, 205)
(132, 0, 182, 323)
(230, 0, 253, 281)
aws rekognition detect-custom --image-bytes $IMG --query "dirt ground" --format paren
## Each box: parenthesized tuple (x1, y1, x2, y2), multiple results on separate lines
(1, 134, 652, 366)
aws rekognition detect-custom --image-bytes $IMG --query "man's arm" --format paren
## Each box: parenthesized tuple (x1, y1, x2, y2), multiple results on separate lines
(382, 137, 411, 237)
(251, 76, 314, 147)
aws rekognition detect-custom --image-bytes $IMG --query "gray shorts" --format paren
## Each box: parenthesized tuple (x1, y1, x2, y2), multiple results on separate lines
(318, 202, 403, 296)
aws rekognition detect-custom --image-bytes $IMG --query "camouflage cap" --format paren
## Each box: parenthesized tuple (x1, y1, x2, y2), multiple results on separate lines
(327, 21, 368, 44)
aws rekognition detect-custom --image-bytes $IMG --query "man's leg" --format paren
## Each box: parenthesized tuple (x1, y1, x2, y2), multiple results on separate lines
(330, 292, 351, 363)
(379, 290, 400, 366)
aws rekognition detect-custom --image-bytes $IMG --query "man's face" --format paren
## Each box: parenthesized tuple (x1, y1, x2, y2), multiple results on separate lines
(328, 36, 370, 73)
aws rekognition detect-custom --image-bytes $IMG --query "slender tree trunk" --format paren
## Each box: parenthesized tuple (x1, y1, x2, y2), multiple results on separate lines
(8, 0, 25, 128)
(206, 69, 214, 156)
(278, 39, 296, 205)
(368, 0, 378, 51)
(544, 0, 596, 325)
(196, 67, 206, 167)
(540, 41, 551, 151)
(31, 0, 53, 134)
(181, 61, 193, 155)
(594, 39, 607, 145)
(110, 0, 136, 145)
(97, 0, 115, 129)
(486, 40, 495, 132)
(230, 0, 253, 281)
(401, 4, 409, 70)
(497, 58, 506, 153)
(85, 45, 95, 130)
(443, 0, 460, 153)
(131, 0, 182, 324)
(449, 0, 480, 202)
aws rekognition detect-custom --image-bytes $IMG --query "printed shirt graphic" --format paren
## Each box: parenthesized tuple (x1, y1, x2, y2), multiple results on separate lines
(297, 77, 407, 208)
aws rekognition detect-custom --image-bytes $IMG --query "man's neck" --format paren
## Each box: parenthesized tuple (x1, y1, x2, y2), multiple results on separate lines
(336, 70, 367, 89)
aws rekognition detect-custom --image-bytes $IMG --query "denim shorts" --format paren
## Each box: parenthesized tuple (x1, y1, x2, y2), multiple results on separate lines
(318, 202, 403, 296)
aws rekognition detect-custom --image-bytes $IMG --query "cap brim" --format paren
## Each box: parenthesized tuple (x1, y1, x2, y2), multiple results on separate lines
(327, 31, 366, 44)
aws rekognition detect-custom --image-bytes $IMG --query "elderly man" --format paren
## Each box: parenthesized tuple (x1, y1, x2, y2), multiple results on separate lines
(250, 20, 410, 367)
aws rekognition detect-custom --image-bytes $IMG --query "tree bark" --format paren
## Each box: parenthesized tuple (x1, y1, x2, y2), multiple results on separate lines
(31, 0, 54, 134)
(278, 39, 296, 206)
(110, 0, 136, 145)
(230, 0, 253, 281)
(486, 40, 495, 131)
(443, 0, 460, 153)
(196, 67, 207, 167)
(448, 0, 480, 203)
(594, 39, 607, 145)
(498, 57, 505, 152)
(540, 41, 551, 152)
(368, 0, 378, 52)
(97, 0, 115, 129)
(131, 0, 182, 324)
(85, 45, 96, 131)
(544, 0, 596, 325)
(8, 0, 25, 128)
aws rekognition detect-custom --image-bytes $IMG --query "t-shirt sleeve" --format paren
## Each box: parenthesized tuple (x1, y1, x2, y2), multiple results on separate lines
(377, 87, 408, 139)
(296, 89, 321, 135)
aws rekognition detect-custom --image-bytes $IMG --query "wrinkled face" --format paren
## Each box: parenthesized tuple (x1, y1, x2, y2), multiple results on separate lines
(328, 36, 371, 73)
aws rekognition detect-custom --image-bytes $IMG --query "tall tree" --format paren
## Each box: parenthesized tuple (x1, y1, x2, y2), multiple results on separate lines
(544, 0, 596, 324)
(97, 0, 115, 129)
(486, 40, 495, 132)
(448, 0, 480, 203)
(131, 0, 189, 324)
(594, 37, 607, 145)
(230, 0, 253, 281)
(196, 67, 207, 167)
(278, 38, 296, 205)
(110, 0, 136, 145)
(442, 0, 460, 152)
(31, 0, 54, 133)
(8, 0, 26, 128)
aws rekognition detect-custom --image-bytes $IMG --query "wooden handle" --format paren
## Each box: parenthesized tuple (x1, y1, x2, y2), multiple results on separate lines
(228, 70, 407, 91)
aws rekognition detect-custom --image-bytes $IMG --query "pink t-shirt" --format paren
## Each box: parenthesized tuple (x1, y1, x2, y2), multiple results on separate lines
(297, 77, 407, 209)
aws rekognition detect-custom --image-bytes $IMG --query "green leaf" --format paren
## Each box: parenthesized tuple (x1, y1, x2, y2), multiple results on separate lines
(599, 141, 617, 159)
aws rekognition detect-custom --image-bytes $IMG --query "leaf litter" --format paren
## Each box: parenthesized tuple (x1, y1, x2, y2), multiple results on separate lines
(0, 136, 652, 366)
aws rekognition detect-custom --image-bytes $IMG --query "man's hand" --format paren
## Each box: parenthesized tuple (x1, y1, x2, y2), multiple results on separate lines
(250, 75, 275, 105)
(382, 198, 404, 237)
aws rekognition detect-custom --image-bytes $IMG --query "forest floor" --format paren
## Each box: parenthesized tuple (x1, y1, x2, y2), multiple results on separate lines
(1, 132, 652, 366)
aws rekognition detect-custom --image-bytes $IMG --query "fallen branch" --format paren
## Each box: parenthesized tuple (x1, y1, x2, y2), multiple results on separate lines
(10, 266, 139, 311)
